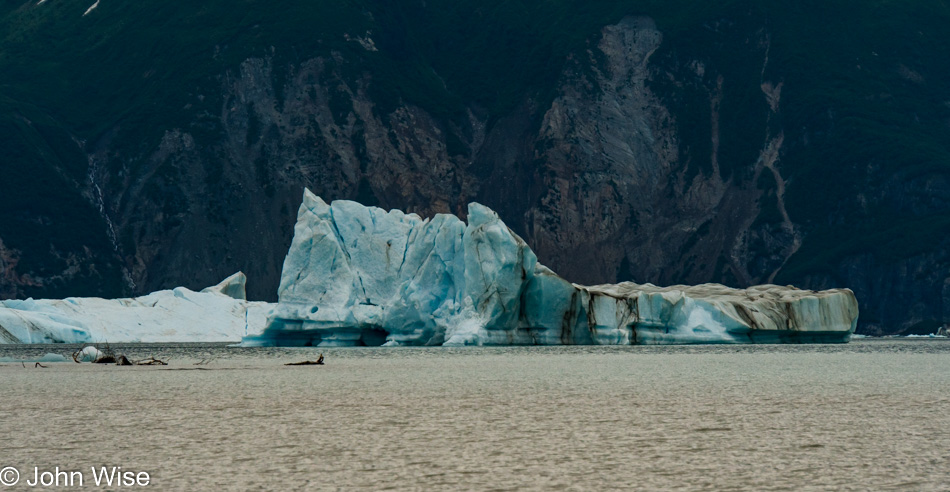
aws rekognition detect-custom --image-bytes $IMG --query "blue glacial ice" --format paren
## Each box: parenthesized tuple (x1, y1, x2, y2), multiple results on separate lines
(243, 189, 859, 346)
(0, 273, 272, 344)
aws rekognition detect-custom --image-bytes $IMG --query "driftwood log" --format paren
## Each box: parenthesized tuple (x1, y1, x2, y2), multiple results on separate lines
(135, 357, 168, 366)
(285, 354, 325, 366)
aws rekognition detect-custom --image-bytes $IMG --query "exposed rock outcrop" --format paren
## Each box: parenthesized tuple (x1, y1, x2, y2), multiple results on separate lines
(2, 9, 946, 336)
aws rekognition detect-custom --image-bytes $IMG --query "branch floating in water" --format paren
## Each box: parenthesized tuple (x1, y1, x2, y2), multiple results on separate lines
(285, 354, 324, 366)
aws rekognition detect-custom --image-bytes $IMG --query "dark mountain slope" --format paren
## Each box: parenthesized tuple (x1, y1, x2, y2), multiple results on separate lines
(1, 0, 949, 334)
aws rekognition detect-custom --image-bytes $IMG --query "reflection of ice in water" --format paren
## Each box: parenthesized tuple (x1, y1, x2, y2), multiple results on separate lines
(83, 0, 99, 16)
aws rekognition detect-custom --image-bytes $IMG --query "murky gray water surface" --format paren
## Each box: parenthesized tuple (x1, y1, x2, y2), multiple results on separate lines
(1, 339, 949, 490)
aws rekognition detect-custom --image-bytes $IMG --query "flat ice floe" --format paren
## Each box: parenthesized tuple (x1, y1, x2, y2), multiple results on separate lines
(243, 189, 859, 347)
(0, 273, 271, 343)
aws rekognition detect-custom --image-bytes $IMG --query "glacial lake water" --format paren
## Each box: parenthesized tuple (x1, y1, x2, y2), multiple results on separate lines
(1, 339, 949, 490)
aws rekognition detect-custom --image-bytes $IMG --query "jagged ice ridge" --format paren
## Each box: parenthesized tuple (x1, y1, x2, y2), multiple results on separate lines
(243, 189, 858, 346)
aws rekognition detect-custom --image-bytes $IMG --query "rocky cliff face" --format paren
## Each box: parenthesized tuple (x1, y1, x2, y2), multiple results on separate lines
(94, 54, 485, 300)
(2, 3, 949, 335)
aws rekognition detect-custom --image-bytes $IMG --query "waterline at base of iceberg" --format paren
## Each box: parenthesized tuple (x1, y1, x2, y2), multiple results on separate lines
(242, 189, 858, 347)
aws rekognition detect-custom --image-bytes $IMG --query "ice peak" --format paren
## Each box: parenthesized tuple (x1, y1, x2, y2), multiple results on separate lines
(200, 272, 248, 300)
(244, 190, 859, 347)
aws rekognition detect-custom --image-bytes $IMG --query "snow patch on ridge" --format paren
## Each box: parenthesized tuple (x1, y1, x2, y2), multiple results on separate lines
(83, 0, 99, 16)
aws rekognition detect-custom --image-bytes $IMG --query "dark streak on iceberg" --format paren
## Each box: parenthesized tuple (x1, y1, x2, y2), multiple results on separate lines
(243, 190, 859, 347)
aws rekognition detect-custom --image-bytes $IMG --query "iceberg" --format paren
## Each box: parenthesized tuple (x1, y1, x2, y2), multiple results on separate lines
(244, 189, 859, 347)
(0, 273, 272, 343)
(72, 345, 108, 362)
(0, 353, 69, 363)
